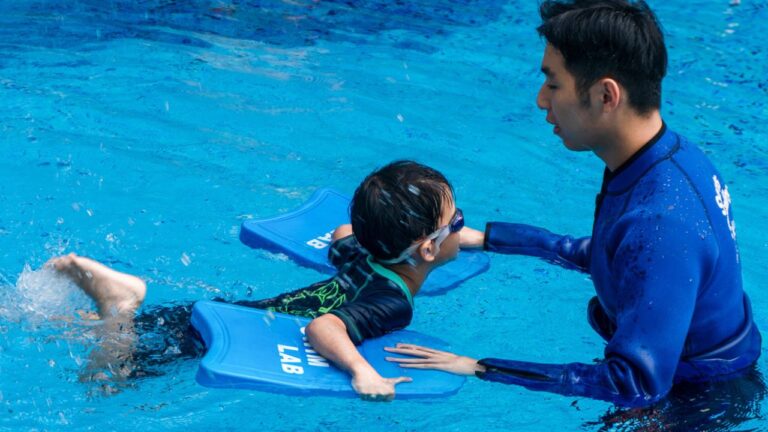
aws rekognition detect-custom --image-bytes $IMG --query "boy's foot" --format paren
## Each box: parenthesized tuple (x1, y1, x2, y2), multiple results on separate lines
(47, 253, 146, 318)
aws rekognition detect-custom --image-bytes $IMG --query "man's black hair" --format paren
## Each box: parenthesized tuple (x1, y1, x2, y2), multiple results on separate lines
(537, 0, 667, 114)
(350, 160, 453, 262)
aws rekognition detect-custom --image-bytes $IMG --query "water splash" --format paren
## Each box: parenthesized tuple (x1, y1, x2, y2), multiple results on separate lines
(0, 265, 92, 325)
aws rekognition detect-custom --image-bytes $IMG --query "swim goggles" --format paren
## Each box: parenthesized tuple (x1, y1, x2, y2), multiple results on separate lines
(378, 208, 464, 265)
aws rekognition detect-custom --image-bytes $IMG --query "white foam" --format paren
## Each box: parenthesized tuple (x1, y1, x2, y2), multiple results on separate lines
(0, 265, 93, 324)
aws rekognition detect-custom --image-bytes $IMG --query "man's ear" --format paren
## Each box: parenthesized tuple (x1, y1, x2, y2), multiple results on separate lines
(594, 78, 621, 112)
(417, 240, 437, 263)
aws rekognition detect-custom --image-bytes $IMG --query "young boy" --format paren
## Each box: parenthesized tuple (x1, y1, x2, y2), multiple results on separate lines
(49, 160, 464, 401)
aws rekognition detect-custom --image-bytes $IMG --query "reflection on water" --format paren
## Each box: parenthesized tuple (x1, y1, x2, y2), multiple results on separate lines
(586, 367, 767, 431)
(1, 0, 508, 51)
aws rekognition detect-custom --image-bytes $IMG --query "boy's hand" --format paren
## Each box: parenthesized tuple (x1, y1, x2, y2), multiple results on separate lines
(305, 315, 411, 401)
(351, 367, 412, 402)
(459, 226, 485, 249)
(384, 343, 484, 376)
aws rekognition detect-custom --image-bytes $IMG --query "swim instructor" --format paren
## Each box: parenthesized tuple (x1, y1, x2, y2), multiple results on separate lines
(386, 0, 761, 407)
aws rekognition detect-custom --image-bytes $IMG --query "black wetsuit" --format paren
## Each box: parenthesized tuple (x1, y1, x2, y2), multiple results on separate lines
(130, 235, 414, 377)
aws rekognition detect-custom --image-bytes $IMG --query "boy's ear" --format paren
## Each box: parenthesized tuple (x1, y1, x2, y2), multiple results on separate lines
(417, 240, 437, 263)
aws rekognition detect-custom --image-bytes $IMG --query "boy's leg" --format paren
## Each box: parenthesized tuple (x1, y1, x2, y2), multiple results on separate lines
(47, 253, 146, 319)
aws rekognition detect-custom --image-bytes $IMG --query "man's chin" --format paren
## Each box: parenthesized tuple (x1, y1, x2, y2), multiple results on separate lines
(562, 139, 590, 152)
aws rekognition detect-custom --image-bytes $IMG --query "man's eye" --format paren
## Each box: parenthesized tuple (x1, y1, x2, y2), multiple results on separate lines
(547, 84, 558, 90)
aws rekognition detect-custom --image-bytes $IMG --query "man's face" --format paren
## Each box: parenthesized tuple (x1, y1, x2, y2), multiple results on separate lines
(536, 44, 601, 152)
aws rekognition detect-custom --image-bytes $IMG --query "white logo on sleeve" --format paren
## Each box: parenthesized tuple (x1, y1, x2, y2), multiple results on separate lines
(713, 175, 737, 240)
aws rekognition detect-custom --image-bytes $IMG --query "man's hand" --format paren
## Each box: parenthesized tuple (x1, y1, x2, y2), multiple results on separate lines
(351, 367, 412, 402)
(384, 343, 485, 376)
(459, 226, 485, 249)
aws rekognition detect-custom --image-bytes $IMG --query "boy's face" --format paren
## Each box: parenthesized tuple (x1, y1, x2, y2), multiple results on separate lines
(433, 195, 460, 264)
(380, 187, 461, 267)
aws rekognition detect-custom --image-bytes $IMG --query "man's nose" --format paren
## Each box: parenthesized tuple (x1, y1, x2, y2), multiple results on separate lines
(536, 83, 549, 110)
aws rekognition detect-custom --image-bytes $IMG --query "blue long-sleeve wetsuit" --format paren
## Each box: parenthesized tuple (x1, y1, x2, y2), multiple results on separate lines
(477, 125, 761, 407)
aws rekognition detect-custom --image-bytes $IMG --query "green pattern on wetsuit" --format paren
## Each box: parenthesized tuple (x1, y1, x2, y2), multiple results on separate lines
(266, 280, 347, 318)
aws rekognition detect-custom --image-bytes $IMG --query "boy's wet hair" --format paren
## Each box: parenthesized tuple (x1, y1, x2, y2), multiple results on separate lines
(350, 160, 453, 262)
(538, 0, 667, 114)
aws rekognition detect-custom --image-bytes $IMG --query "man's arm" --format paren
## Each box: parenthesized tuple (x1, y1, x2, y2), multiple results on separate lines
(389, 284, 695, 408)
(391, 215, 706, 407)
(483, 222, 592, 272)
(458, 226, 486, 249)
(480, 213, 705, 406)
(305, 314, 411, 401)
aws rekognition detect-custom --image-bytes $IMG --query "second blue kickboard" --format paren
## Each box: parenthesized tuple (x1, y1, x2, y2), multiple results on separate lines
(190, 300, 465, 398)
(240, 188, 490, 296)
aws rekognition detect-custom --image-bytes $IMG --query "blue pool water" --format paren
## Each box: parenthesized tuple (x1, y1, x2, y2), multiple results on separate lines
(1, 0, 767, 430)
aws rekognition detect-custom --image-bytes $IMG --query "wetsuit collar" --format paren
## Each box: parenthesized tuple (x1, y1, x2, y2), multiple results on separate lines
(603, 123, 679, 194)
(367, 256, 414, 307)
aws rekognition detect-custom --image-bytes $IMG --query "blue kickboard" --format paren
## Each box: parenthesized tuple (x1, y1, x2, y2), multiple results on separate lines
(190, 301, 465, 398)
(240, 188, 490, 296)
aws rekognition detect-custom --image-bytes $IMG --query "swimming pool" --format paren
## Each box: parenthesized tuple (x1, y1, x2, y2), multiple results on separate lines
(1, 0, 766, 430)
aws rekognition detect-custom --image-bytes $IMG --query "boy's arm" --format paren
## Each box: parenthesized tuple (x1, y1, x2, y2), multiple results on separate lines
(332, 224, 353, 242)
(327, 226, 361, 270)
(305, 314, 411, 401)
